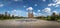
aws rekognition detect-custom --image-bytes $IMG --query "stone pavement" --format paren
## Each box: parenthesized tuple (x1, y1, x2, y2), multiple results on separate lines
(0, 19, 60, 28)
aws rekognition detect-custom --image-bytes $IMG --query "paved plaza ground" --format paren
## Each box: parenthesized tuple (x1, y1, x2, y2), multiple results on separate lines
(0, 19, 60, 28)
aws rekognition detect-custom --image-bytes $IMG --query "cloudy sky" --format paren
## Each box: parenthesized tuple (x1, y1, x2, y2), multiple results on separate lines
(0, 0, 60, 17)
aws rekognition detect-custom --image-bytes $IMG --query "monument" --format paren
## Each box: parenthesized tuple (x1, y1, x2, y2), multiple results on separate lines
(27, 7, 34, 19)
(28, 10, 34, 19)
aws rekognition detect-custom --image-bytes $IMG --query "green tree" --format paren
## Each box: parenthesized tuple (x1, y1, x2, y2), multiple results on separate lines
(51, 12, 58, 21)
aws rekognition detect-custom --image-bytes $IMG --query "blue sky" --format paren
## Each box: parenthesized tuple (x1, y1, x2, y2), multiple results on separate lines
(0, 0, 60, 17)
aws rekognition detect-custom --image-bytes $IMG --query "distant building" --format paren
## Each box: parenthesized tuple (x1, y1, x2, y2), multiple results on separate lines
(28, 10, 34, 19)
(8, 14, 10, 17)
(12, 15, 14, 18)
(0, 14, 2, 17)
(59, 13, 60, 16)
(59, 13, 60, 18)
(5, 12, 8, 16)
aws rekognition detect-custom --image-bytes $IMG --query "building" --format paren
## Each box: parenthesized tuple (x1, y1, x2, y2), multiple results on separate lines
(12, 15, 14, 18)
(5, 12, 8, 16)
(28, 10, 34, 19)
(8, 14, 10, 17)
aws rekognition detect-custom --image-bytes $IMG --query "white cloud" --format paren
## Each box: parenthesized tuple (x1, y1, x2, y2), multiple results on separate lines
(55, 5, 59, 7)
(12, 9, 20, 13)
(0, 4, 4, 7)
(14, 0, 23, 2)
(26, 7, 33, 10)
(14, 10, 17, 11)
(48, 3, 56, 6)
(26, 12, 28, 14)
(33, 12, 38, 17)
(52, 11, 58, 14)
(43, 8, 51, 13)
(48, 3, 52, 6)
(53, 0, 57, 2)
(38, 13, 43, 16)
(7, 11, 10, 13)
(53, 11, 57, 13)
(11, 10, 28, 17)
(24, 6, 26, 8)
(14, 0, 18, 2)
(55, 0, 60, 4)
(47, 0, 60, 7)
(48, 0, 60, 7)
(38, 10, 40, 12)
(34, 4, 37, 6)
(33, 12, 36, 14)
(33, 12, 46, 17)
(42, 0, 46, 2)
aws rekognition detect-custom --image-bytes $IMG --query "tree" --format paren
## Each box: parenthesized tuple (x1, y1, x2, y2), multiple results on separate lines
(51, 12, 58, 21)
(47, 16, 51, 20)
